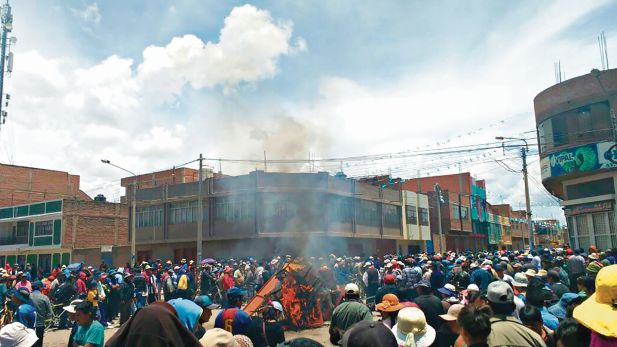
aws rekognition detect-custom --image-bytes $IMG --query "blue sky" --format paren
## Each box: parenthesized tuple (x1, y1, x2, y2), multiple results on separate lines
(2, 1, 616, 220)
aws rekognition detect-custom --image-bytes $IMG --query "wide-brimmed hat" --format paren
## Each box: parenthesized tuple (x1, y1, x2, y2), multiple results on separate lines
(524, 269, 537, 277)
(200, 328, 235, 347)
(0, 322, 38, 347)
(376, 293, 405, 312)
(439, 304, 464, 321)
(573, 265, 617, 338)
(62, 299, 84, 314)
(588, 253, 599, 260)
(391, 307, 436, 347)
(512, 273, 529, 287)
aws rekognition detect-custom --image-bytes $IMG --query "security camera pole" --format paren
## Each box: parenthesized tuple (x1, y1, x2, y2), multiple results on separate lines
(434, 183, 444, 253)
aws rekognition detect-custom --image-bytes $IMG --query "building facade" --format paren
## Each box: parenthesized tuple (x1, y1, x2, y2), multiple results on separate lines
(130, 171, 404, 261)
(535, 68, 617, 250)
(0, 164, 129, 271)
(0, 199, 128, 272)
(398, 190, 431, 254)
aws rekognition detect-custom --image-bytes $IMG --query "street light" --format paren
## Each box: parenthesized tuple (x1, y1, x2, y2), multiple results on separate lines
(101, 159, 137, 266)
(495, 136, 534, 250)
(434, 183, 445, 253)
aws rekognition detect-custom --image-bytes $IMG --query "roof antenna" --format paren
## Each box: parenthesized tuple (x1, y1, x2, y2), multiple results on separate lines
(598, 31, 610, 70)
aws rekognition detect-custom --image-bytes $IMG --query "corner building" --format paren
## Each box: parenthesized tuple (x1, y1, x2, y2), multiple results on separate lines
(535, 68, 617, 250)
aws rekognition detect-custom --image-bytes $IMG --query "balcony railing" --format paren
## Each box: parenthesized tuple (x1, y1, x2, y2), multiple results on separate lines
(0, 235, 28, 246)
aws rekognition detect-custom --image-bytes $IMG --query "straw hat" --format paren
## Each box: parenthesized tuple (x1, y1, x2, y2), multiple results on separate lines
(391, 307, 436, 347)
(512, 273, 528, 287)
(573, 265, 617, 338)
(524, 269, 537, 277)
(376, 294, 405, 313)
(439, 304, 464, 321)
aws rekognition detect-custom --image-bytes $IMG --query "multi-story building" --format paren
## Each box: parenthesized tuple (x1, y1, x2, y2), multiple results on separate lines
(398, 190, 431, 254)
(0, 164, 128, 271)
(403, 173, 485, 252)
(128, 170, 404, 261)
(535, 68, 617, 250)
(534, 219, 568, 248)
(510, 209, 530, 250)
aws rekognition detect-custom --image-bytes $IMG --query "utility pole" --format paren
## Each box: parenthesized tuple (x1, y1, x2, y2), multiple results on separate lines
(522, 147, 534, 250)
(434, 184, 444, 253)
(0, 1, 14, 128)
(131, 182, 136, 266)
(197, 153, 204, 266)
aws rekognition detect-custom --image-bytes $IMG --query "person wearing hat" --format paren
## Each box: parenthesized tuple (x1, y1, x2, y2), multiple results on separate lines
(215, 287, 251, 335)
(512, 272, 529, 303)
(263, 301, 286, 347)
(62, 299, 83, 346)
(546, 270, 570, 300)
(434, 304, 464, 347)
(29, 280, 52, 347)
(200, 328, 236, 347)
(0, 322, 38, 347)
(469, 261, 492, 292)
(329, 283, 373, 345)
(547, 293, 581, 320)
(14, 272, 32, 293)
(376, 293, 405, 329)
(10, 287, 37, 329)
(194, 294, 218, 327)
(391, 307, 436, 347)
(340, 320, 397, 347)
(485, 281, 546, 347)
(573, 264, 617, 342)
(414, 280, 445, 331)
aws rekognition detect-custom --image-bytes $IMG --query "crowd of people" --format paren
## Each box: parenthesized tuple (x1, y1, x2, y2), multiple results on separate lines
(0, 245, 614, 347)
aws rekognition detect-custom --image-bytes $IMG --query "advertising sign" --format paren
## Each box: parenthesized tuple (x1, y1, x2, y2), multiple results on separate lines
(597, 141, 617, 169)
(548, 144, 599, 177)
(564, 201, 613, 216)
(544, 141, 617, 179)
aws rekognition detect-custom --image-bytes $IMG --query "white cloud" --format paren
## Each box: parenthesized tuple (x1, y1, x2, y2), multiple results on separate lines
(72, 3, 102, 25)
(138, 4, 302, 96)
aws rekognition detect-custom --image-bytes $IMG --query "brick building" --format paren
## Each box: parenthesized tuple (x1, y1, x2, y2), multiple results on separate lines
(0, 164, 129, 272)
(535, 68, 617, 250)
(128, 170, 404, 261)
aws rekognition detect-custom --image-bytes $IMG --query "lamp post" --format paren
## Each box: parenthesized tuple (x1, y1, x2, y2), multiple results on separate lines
(101, 159, 137, 266)
(495, 136, 534, 250)
(0, 1, 14, 128)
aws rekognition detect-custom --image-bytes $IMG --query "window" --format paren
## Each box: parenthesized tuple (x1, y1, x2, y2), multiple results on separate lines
(383, 204, 401, 228)
(538, 101, 611, 153)
(34, 220, 53, 237)
(329, 195, 352, 223)
(357, 200, 379, 226)
(406, 206, 418, 225)
(419, 207, 429, 226)
(216, 196, 253, 222)
(566, 178, 614, 200)
(170, 201, 202, 225)
(136, 206, 163, 227)
(452, 205, 469, 220)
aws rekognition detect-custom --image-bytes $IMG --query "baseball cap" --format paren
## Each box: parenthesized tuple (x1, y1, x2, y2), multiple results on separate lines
(340, 321, 398, 347)
(271, 301, 284, 313)
(486, 281, 514, 304)
(466, 284, 480, 292)
(384, 274, 396, 284)
(439, 304, 464, 321)
(227, 287, 247, 298)
(414, 280, 431, 289)
(194, 295, 218, 310)
(345, 283, 360, 295)
(438, 283, 456, 297)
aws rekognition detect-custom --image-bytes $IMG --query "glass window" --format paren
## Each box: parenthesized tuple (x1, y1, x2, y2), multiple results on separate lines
(566, 178, 614, 200)
(419, 207, 429, 226)
(538, 101, 611, 153)
(216, 196, 253, 222)
(328, 195, 352, 224)
(406, 205, 417, 225)
(136, 206, 163, 227)
(593, 213, 611, 250)
(383, 204, 400, 228)
(34, 220, 53, 237)
(357, 200, 379, 226)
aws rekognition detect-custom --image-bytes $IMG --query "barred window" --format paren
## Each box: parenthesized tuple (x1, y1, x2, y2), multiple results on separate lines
(34, 220, 53, 237)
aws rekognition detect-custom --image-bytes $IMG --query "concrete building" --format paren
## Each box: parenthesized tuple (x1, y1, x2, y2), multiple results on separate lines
(535, 68, 617, 250)
(128, 171, 404, 261)
(402, 173, 486, 252)
(0, 164, 129, 271)
(398, 190, 431, 254)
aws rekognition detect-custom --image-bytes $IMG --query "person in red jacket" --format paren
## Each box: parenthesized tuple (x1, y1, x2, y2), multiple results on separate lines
(76, 271, 88, 297)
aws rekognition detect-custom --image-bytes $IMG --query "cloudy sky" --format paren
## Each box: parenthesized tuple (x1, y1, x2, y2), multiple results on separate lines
(1, 0, 616, 220)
